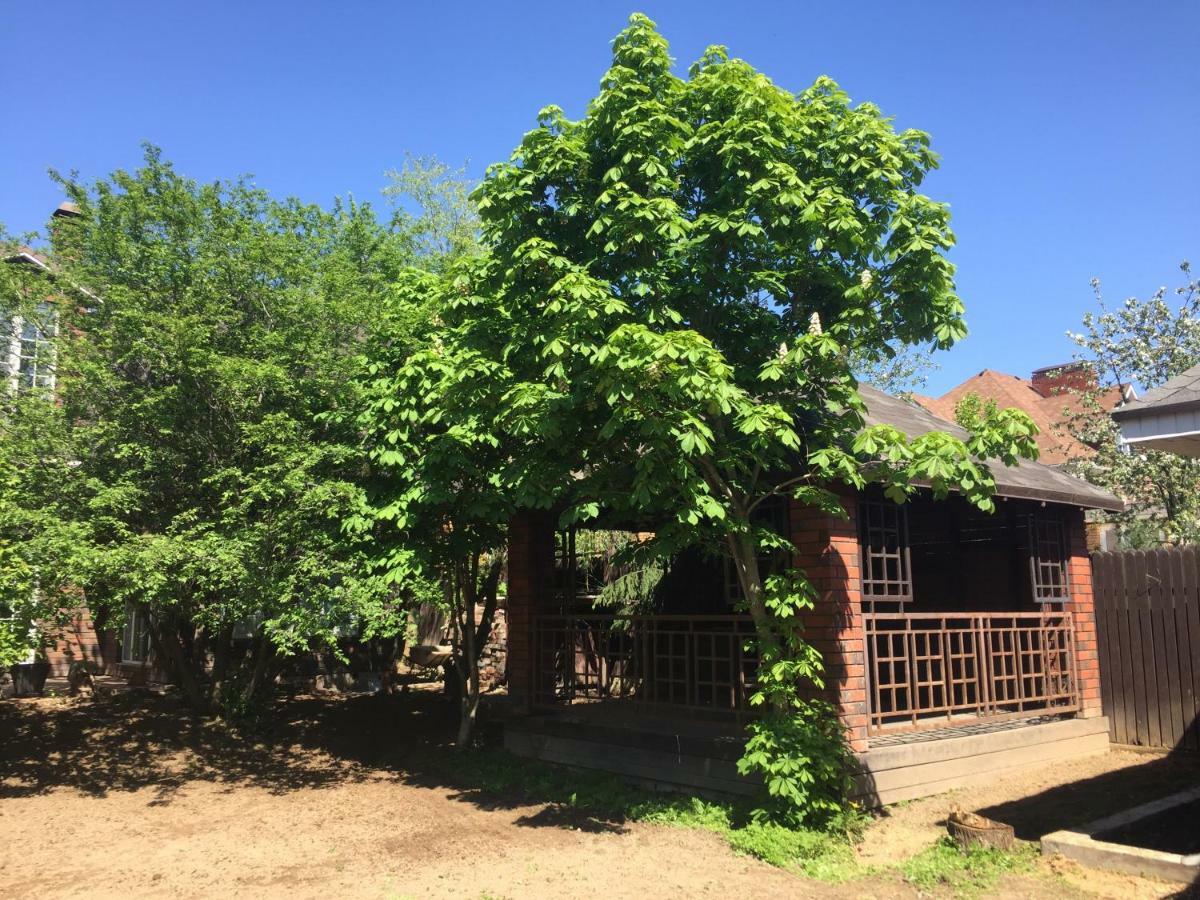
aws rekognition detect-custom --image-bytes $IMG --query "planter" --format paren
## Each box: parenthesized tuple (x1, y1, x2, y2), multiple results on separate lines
(948, 815, 1015, 851)
(9, 661, 50, 697)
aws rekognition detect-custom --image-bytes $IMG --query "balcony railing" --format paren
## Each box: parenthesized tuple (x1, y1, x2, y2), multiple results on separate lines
(864, 611, 1080, 735)
(532, 613, 758, 719)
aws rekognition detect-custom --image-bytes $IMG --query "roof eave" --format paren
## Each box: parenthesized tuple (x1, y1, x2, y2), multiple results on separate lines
(1112, 398, 1200, 420)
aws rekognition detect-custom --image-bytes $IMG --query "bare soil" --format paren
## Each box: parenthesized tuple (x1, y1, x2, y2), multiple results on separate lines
(0, 690, 1196, 899)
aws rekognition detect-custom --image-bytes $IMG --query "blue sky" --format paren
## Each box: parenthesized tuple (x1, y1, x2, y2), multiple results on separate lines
(2, 1, 1195, 394)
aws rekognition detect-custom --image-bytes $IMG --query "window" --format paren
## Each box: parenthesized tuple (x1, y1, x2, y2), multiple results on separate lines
(859, 496, 913, 606)
(121, 604, 151, 664)
(6, 303, 57, 392)
(0, 600, 35, 664)
(1029, 511, 1070, 603)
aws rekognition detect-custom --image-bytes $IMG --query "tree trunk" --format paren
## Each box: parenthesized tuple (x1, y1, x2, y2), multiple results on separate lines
(240, 630, 277, 710)
(379, 635, 405, 696)
(454, 558, 482, 748)
(471, 557, 503, 662)
(208, 624, 234, 706)
(149, 611, 210, 713)
(726, 530, 787, 713)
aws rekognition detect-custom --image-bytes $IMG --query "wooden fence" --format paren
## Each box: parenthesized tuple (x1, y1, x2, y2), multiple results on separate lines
(1092, 548, 1200, 751)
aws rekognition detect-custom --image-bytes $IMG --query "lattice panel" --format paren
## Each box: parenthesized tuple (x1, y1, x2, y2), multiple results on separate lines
(532, 614, 758, 719)
(865, 612, 1080, 734)
(1029, 513, 1070, 603)
(859, 498, 913, 605)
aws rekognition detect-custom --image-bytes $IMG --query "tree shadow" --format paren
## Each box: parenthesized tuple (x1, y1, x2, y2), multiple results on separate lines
(976, 752, 1200, 841)
(0, 688, 631, 835)
(973, 750, 1200, 898)
(0, 690, 387, 803)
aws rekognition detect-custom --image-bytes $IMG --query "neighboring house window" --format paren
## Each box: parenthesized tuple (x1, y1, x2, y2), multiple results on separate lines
(859, 496, 913, 606)
(1029, 511, 1070, 603)
(6, 303, 57, 392)
(0, 600, 36, 664)
(232, 612, 264, 641)
(121, 604, 151, 663)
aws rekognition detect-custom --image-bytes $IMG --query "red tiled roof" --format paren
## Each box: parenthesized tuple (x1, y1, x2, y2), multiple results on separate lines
(913, 369, 1125, 466)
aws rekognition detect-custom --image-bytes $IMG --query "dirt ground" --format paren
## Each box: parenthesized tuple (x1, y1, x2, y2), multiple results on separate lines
(1, 690, 1196, 900)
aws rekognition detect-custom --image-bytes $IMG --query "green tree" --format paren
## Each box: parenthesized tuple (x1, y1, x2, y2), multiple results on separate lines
(1067, 261, 1200, 545)
(363, 15, 1037, 819)
(4, 147, 460, 713)
(0, 235, 82, 666)
(383, 155, 482, 271)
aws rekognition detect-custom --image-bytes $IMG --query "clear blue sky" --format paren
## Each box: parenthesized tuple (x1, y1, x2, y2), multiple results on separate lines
(3, 1, 1195, 394)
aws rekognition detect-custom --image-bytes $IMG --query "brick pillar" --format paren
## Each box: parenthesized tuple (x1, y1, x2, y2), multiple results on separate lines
(790, 492, 868, 753)
(1066, 507, 1104, 718)
(506, 508, 556, 711)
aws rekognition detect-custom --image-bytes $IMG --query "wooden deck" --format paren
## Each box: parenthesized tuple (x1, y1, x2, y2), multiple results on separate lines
(856, 714, 1110, 806)
(505, 706, 1110, 807)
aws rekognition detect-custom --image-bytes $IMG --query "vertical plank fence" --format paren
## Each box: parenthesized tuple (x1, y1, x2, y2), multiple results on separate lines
(1092, 547, 1200, 751)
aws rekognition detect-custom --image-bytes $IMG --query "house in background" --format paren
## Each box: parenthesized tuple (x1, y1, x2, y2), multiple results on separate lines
(912, 362, 1130, 466)
(913, 363, 1132, 550)
(1111, 362, 1200, 457)
(2, 204, 124, 679)
(503, 385, 1122, 806)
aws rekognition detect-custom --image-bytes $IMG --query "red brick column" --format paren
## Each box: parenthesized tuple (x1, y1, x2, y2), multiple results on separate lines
(790, 492, 868, 753)
(44, 603, 120, 676)
(505, 509, 556, 711)
(1065, 507, 1104, 718)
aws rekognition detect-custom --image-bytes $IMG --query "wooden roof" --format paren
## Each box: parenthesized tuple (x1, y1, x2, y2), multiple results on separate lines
(861, 385, 1123, 512)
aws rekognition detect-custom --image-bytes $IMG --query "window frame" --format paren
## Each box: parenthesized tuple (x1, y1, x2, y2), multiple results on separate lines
(858, 496, 914, 608)
(6, 303, 57, 393)
(121, 604, 152, 665)
(1028, 509, 1071, 604)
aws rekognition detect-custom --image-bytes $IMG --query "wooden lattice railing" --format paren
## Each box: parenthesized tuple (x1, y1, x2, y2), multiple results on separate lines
(532, 614, 758, 718)
(864, 611, 1080, 734)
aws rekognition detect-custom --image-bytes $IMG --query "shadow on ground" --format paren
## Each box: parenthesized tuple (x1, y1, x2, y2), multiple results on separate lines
(977, 752, 1200, 899)
(977, 751, 1200, 841)
(0, 689, 630, 833)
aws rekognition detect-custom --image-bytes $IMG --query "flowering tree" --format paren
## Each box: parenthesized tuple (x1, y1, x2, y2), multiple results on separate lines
(1067, 262, 1200, 546)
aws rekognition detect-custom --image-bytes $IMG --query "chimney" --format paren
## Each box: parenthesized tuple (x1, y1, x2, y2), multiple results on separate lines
(49, 201, 83, 260)
(1031, 361, 1096, 397)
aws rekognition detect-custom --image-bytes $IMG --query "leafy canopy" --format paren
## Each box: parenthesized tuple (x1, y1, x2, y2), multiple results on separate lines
(0, 147, 467, 707)
(364, 14, 1038, 820)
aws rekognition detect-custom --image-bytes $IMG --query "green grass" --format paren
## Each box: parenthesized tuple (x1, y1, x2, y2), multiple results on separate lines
(432, 746, 863, 877)
(901, 837, 1038, 897)
(432, 747, 1039, 892)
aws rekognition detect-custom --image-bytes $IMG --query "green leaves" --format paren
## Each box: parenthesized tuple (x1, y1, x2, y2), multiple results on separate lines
(0, 146, 463, 710)
(357, 14, 1016, 823)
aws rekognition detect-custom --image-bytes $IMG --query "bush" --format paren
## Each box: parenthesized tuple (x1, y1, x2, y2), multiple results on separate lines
(737, 702, 857, 828)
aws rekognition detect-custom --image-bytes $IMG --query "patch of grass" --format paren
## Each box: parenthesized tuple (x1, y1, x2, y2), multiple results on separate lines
(901, 837, 1037, 897)
(436, 748, 865, 880)
(725, 820, 861, 881)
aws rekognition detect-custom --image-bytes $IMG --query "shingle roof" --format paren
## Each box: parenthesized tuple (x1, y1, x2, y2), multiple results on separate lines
(3, 245, 52, 270)
(1111, 363, 1200, 419)
(861, 384, 1123, 512)
(911, 369, 1125, 466)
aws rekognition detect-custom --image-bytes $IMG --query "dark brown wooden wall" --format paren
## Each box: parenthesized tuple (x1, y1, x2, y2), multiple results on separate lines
(1092, 548, 1200, 751)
